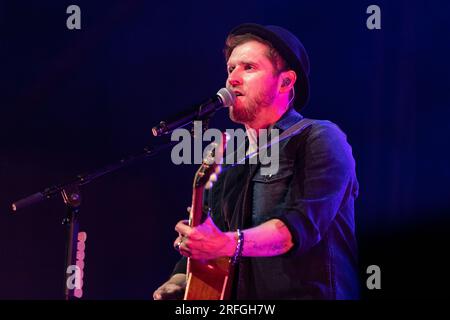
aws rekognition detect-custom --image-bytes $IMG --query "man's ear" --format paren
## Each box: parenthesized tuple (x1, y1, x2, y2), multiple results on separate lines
(279, 70, 297, 93)
(282, 78, 291, 87)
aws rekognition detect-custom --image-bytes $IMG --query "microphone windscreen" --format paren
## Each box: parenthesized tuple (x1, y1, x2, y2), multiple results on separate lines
(217, 88, 235, 107)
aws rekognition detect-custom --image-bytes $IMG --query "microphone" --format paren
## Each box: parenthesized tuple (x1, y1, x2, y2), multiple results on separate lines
(152, 88, 235, 136)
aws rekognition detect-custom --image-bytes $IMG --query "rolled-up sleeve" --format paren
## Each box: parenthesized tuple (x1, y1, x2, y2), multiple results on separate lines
(269, 121, 358, 257)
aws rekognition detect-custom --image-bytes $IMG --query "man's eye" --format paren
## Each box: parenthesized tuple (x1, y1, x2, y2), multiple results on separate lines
(244, 65, 254, 70)
(228, 67, 235, 73)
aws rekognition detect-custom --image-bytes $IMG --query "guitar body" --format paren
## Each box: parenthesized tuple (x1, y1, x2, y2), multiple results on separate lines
(184, 257, 233, 300)
(183, 132, 234, 300)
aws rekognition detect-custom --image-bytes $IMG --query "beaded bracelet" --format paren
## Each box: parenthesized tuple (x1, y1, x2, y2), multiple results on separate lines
(231, 229, 244, 265)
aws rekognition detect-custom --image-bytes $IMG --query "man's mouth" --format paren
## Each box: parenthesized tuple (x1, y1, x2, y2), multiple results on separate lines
(233, 91, 244, 97)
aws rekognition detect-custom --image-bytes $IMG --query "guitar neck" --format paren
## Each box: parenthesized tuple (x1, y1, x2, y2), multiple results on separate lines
(189, 186, 205, 227)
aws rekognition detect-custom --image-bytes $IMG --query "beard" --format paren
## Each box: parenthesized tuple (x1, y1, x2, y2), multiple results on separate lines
(229, 81, 278, 124)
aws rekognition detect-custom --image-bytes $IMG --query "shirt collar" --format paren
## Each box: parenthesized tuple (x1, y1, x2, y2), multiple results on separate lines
(273, 107, 304, 131)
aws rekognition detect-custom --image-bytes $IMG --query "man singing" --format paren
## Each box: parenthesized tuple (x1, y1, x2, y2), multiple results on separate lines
(153, 23, 360, 300)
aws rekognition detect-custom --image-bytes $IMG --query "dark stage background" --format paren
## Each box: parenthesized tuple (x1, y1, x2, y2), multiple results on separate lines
(1, 1, 449, 299)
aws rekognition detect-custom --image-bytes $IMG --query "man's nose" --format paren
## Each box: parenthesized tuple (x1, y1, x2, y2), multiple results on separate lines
(227, 70, 242, 87)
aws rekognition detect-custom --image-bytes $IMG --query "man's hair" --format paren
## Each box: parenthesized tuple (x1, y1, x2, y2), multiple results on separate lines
(224, 33, 288, 75)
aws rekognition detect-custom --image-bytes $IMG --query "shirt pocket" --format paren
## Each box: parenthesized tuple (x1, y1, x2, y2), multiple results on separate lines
(251, 163, 295, 223)
(252, 169, 294, 183)
(252, 154, 295, 183)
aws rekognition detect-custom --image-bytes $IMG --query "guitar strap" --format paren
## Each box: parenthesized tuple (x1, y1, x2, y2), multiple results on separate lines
(235, 117, 316, 165)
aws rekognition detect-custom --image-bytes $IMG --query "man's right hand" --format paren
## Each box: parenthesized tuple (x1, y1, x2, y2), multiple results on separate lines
(153, 273, 186, 300)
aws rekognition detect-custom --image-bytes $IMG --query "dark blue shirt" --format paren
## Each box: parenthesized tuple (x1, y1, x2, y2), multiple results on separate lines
(173, 108, 360, 299)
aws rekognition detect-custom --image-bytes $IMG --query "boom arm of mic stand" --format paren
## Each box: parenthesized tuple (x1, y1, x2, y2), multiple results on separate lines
(11, 140, 177, 212)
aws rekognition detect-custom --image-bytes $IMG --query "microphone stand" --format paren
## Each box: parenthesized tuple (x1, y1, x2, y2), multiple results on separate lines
(11, 139, 179, 300)
(11, 102, 219, 299)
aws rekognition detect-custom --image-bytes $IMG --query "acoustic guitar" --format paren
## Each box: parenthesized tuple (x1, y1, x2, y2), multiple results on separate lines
(183, 132, 234, 300)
